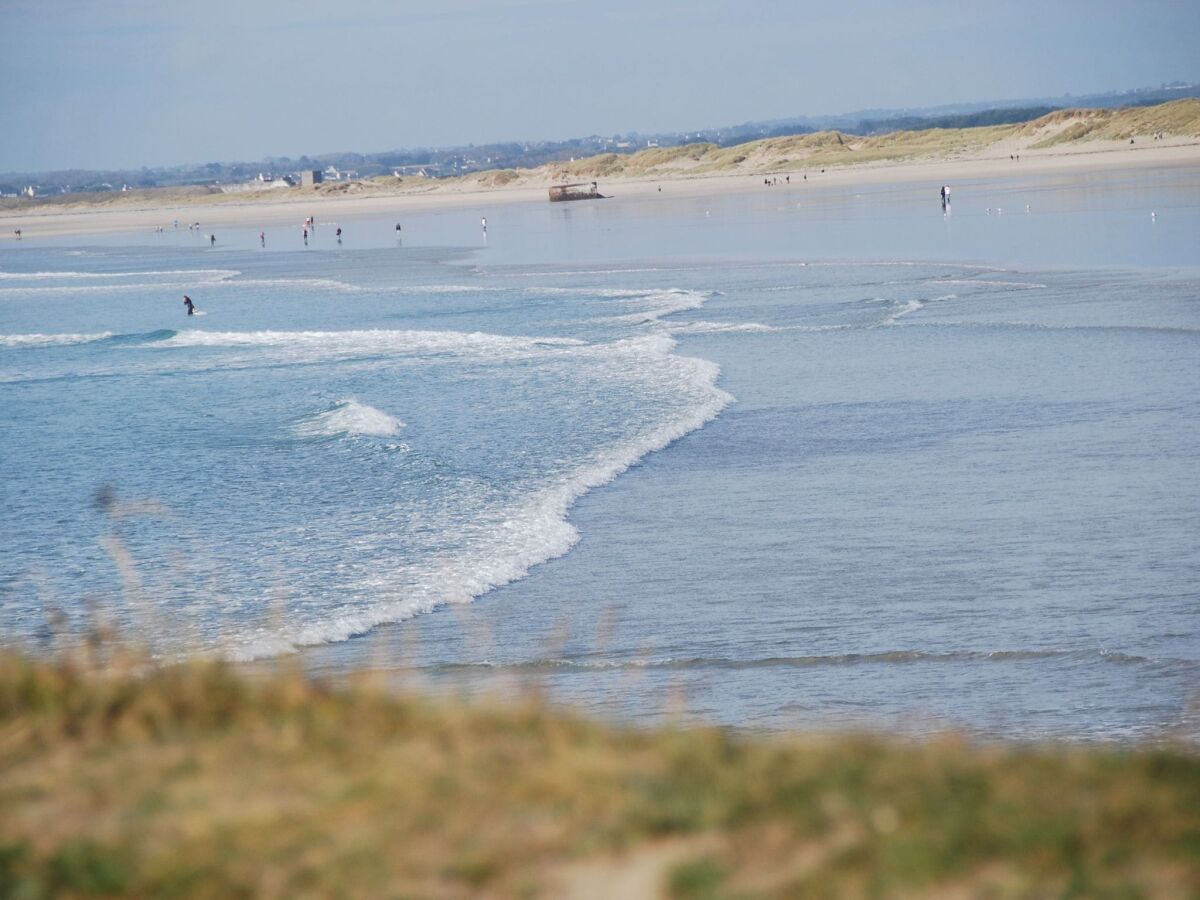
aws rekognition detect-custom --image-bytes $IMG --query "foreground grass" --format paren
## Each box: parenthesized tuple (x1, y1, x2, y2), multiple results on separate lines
(0, 653, 1197, 899)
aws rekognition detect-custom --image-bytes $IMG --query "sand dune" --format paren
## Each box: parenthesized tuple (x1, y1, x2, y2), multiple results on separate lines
(3, 99, 1198, 238)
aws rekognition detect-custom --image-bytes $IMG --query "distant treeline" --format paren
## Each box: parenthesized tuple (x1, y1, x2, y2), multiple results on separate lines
(852, 106, 1060, 136)
(6, 83, 1198, 195)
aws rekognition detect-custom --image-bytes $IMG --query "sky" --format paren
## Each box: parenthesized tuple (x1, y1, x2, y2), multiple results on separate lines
(1, 0, 1197, 173)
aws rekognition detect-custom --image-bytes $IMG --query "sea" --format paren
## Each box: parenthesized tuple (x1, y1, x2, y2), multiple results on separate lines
(2, 165, 1198, 742)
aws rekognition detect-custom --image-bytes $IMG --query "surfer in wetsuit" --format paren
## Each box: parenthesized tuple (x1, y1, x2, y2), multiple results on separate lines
(183, 295, 195, 316)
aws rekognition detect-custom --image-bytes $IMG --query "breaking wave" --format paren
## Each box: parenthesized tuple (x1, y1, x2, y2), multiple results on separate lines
(231, 332, 732, 659)
(0, 331, 115, 349)
(295, 399, 405, 438)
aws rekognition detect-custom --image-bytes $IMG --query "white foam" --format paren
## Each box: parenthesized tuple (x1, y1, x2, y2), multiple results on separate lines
(877, 294, 957, 326)
(296, 399, 405, 438)
(0, 327, 592, 385)
(669, 321, 778, 334)
(0, 268, 240, 296)
(225, 332, 733, 660)
(597, 289, 709, 325)
(0, 269, 238, 281)
(159, 328, 586, 361)
(934, 279, 1048, 289)
(231, 277, 365, 293)
(0, 331, 114, 348)
(393, 284, 489, 294)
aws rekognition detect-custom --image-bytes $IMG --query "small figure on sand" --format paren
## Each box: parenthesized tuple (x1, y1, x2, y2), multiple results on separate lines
(13, 229, 20, 240)
(336, 227, 342, 243)
(209, 234, 216, 247)
(183, 295, 195, 316)
(303, 227, 308, 245)
(259, 231, 266, 247)
(481, 216, 487, 234)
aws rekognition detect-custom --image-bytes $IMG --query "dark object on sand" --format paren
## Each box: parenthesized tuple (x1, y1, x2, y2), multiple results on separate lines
(549, 182, 606, 202)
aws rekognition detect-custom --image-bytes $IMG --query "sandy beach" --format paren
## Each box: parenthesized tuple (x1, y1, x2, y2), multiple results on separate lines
(3, 139, 1198, 240)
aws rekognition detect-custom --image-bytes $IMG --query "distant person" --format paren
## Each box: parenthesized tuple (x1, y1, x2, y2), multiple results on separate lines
(336, 226, 342, 243)
(303, 227, 308, 245)
(481, 216, 487, 234)
(183, 295, 195, 316)
(940, 185, 947, 209)
(395, 223, 402, 234)
(209, 234, 216, 247)
(259, 231, 265, 247)
(13, 229, 20, 240)
(173, 219, 179, 229)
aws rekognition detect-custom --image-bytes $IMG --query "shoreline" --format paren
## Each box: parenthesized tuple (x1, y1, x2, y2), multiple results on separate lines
(3, 142, 1198, 240)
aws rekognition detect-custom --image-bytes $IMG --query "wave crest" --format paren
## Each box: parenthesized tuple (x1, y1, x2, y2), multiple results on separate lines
(296, 399, 405, 438)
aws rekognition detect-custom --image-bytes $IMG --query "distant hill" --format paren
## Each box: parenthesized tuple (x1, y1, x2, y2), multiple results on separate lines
(4, 99, 1199, 213)
(4, 82, 1197, 196)
(525, 98, 1200, 182)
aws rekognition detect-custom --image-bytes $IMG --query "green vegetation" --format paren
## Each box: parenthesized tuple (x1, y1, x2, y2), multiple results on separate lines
(0, 650, 1197, 898)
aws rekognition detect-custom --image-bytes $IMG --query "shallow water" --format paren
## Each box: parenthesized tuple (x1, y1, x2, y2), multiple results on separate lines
(3, 165, 1198, 740)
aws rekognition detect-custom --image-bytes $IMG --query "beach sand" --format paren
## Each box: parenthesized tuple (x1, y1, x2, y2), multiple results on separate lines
(3, 140, 1198, 240)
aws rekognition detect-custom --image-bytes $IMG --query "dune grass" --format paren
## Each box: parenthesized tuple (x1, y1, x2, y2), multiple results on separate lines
(1025, 99, 1200, 148)
(4, 100, 1199, 216)
(0, 649, 1197, 899)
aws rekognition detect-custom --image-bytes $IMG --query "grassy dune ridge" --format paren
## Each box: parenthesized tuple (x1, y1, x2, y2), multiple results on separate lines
(1, 650, 1197, 898)
(4, 99, 1199, 216)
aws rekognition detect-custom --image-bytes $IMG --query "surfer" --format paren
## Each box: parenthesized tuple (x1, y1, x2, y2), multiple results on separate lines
(183, 295, 195, 316)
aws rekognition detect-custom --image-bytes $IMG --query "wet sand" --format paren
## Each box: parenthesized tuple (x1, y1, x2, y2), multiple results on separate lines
(2, 141, 1198, 240)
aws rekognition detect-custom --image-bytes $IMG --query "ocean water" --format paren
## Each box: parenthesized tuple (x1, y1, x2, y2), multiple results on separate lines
(2, 165, 1198, 740)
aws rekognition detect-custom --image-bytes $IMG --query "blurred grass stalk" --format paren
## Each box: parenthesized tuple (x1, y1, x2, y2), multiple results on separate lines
(0, 489, 1196, 898)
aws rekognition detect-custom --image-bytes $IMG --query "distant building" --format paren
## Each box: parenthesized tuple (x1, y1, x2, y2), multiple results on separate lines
(392, 164, 443, 178)
(300, 170, 323, 187)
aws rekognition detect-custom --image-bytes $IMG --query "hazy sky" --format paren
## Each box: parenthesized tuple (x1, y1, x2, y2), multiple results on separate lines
(1, 0, 1197, 172)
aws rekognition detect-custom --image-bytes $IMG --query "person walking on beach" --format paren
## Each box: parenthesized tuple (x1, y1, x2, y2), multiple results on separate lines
(13, 229, 20, 240)
(336, 227, 342, 243)
(481, 216, 487, 235)
(209, 234, 216, 247)
(260, 231, 266, 247)
(183, 295, 195, 316)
